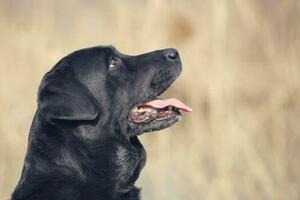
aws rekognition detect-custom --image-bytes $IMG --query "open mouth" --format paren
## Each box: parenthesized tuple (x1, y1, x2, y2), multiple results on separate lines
(127, 48, 190, 133)
(129, 98, 192, 129)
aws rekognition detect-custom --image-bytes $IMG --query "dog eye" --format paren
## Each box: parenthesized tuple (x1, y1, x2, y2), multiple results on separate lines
(109, 57, 121, 70)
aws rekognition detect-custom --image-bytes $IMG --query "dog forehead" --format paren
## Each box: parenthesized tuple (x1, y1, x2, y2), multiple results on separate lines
(66, 47, 110, 74)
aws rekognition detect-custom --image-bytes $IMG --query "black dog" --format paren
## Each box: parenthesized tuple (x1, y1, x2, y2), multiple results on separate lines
(12, 46, 191, 200)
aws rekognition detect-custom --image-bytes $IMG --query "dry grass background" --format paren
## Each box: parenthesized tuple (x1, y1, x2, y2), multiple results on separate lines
(0, 0, 300, 199)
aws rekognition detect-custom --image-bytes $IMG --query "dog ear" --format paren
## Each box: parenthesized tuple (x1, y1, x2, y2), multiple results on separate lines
(38, 76, 99, 123)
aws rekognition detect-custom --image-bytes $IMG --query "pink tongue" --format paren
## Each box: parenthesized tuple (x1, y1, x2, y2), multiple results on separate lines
(145, 98, 192, 112)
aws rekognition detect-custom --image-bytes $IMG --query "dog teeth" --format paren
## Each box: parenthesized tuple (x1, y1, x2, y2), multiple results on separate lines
(167, 106, 173, 110)
(137, 108, 145, 113)
(138, 107, 155, 113)
(132, 107, 139, 113)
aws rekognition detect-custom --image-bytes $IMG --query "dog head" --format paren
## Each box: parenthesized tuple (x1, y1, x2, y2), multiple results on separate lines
(38, 46, 191, 135)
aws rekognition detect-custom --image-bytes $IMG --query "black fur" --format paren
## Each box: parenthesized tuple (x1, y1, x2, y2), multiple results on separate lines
(12, 46, 182, 200)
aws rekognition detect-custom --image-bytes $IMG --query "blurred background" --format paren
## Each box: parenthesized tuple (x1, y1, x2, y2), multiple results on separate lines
(0, 0, 300, 199)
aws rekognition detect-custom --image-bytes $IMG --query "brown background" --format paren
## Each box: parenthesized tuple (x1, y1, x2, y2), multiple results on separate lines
(0, 0, 300, 199)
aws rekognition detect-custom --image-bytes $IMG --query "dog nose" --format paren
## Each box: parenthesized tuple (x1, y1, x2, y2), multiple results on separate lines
(165, 49, 179, 61)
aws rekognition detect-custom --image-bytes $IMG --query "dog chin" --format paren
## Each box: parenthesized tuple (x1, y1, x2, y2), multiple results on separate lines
(129, 114, 182, 135)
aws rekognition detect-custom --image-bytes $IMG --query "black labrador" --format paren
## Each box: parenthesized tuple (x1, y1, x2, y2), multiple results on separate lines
(11, 46, 191, 200)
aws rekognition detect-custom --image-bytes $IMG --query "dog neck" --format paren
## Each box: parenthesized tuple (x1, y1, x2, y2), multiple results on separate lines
(12, 113, 145, 200)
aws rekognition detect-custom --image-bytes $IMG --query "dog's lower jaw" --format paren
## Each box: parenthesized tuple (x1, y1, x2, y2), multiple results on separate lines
(128, 113, 181, 135)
